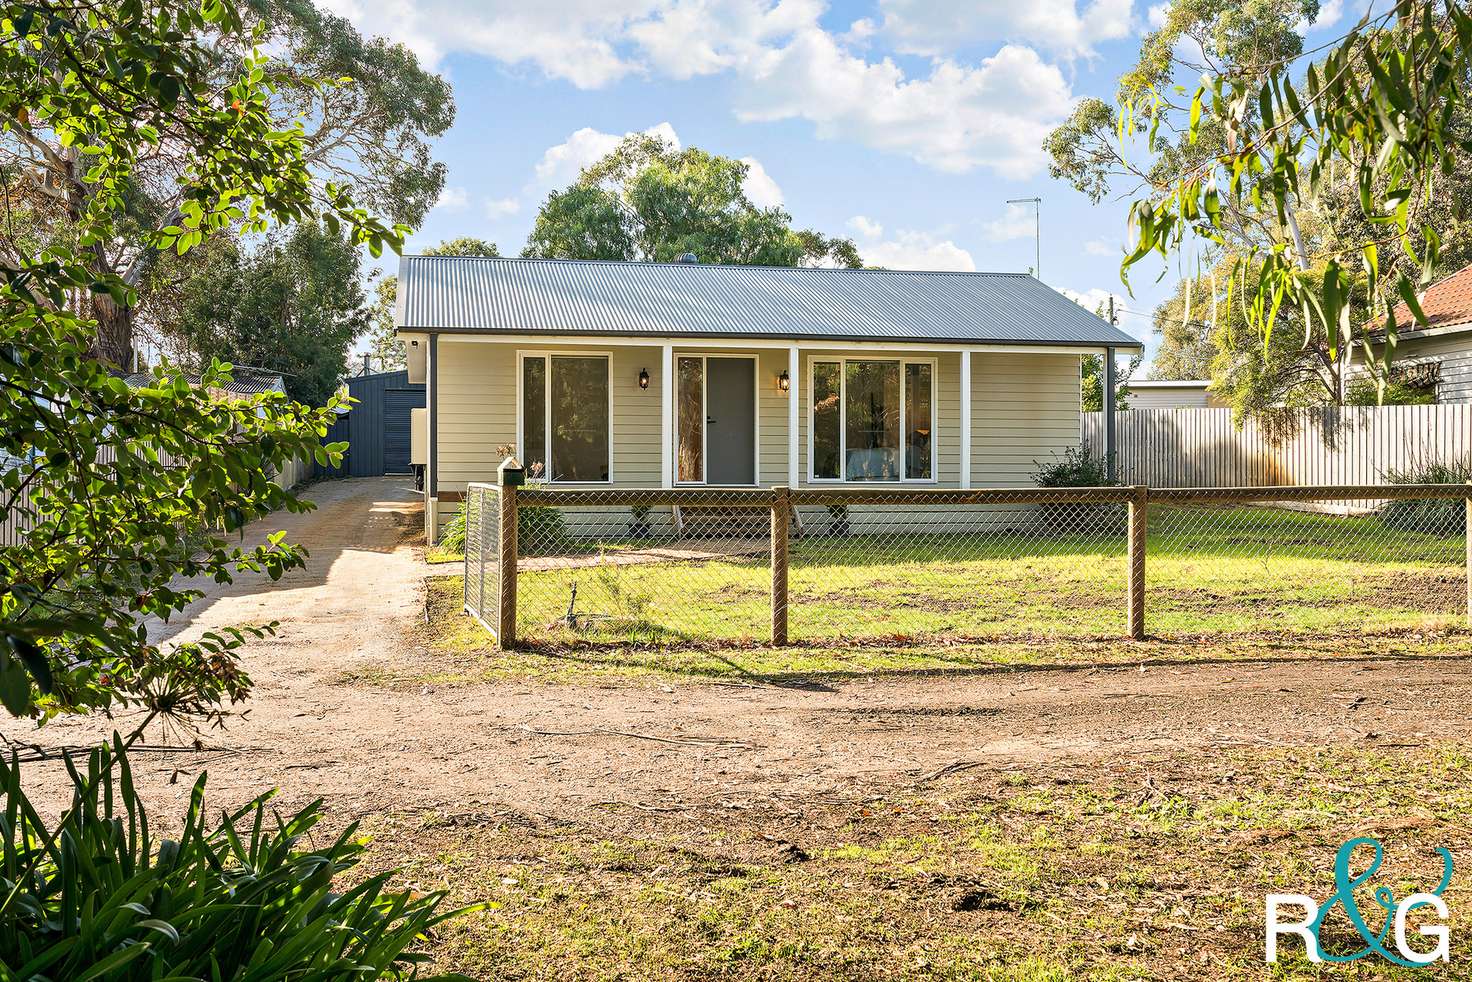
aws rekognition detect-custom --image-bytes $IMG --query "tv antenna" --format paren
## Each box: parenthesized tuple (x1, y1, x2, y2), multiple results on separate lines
(1005, 196, 1042, 279)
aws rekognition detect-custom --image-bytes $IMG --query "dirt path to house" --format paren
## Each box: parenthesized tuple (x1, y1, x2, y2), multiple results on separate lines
(8, 477, 1472, 829)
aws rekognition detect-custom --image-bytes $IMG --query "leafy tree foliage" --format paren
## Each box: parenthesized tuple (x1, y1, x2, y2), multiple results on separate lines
(1048, 1, 1472, 410)
(524, 134, 862, 267)
(368, 236, 500, 372)
(1081, 352, 1139, 412)
(1147, 253, 1332, 420)
(162, 222, 368, 405)
(0, 0, 451, 366)
(0, 0, 400, 728)
(1148, 276, 1218, 381)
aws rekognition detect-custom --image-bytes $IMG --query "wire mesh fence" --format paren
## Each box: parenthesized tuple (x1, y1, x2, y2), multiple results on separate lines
(786, 488, 1132, 640)
(1145, 488, 1468, 635)
(467, 486, 776, 643)
(461, 482, 1470, 647)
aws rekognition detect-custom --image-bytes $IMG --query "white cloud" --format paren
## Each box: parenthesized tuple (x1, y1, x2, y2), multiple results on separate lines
(320, 0, 1079, 179)
(1059, 286, 1146, 343)
(737, 36, 1072, 177)
(983, 202, 1036, 242)
(841, 17, 878, 46)
(1147, 2, 1170, 29)
(533, 122, 681, 189)
(316, 0, 656, 87)
(877, 0, 1134, 59)
(739, 157, 784, 207)
(1084, 238, 1116, 257)
(626, 0, 823, 79)
(484, 196, 521, 219)
(433, 185, 469, 211)
(846, 216, 976, 271)
(1304, 0, 1344, 31)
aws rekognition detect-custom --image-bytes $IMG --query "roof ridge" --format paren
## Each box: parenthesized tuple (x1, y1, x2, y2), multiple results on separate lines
(402, 254, 1032, 277)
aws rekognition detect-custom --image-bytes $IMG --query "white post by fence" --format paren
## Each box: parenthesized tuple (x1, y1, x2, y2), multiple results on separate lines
(959, 350, 972, 490)
(1466, 481, 1471, 628)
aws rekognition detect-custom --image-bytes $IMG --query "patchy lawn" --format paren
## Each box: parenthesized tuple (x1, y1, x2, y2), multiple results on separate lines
(370, 743, 1472, 980)
(366, 576, 1472, 689)
(468, 505, 1466, 646)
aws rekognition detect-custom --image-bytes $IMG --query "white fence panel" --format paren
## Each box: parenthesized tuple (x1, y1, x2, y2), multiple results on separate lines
(1083, 404, 1472, 487)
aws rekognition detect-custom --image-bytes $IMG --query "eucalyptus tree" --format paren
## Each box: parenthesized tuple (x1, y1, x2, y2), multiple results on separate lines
(0, 0, 452, 366)
(1048, 0, 1472, 406)
(0, 0, 404, 729)
(524, 133, 863, 268)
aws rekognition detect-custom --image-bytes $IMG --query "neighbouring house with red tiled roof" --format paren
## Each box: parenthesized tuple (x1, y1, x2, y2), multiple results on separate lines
(1358, 262, 1472, 403)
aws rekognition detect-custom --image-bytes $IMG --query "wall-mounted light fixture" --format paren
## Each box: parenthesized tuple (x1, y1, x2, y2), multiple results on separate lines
(638, 367, 650, 390)
(778, 370, 790, 394)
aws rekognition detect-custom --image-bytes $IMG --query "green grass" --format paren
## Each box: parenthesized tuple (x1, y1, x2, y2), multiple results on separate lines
(492, 506, 1464, 645)
(366, 743, 1472, 980)
(376, 575, 1470, 689)
(425, 546, 462, 564)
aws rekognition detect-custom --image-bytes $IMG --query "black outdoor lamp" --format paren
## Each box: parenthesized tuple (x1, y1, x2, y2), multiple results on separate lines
(778, 369, 790, 393)
(638, 367, 650, 390)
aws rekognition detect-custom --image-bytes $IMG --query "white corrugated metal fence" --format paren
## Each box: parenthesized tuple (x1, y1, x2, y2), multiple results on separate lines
(1083, 405, 1472, 486)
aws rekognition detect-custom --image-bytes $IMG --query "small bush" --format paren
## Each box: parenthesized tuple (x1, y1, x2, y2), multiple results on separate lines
(1032, 442, 1119, 488)
(439, 507, 468, 553)
(1031, 442, 1123, 535)
(0, 736, 473, 981)
(1380, 456, 1470, 535)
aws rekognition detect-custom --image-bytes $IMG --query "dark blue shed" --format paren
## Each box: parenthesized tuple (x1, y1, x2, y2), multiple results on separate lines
(339, 369, 425, 476)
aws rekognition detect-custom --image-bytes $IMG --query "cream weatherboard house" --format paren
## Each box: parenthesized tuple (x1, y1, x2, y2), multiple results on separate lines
(394, 255, 1142, 540)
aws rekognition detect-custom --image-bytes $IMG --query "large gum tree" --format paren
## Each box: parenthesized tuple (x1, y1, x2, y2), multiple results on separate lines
(0, 0, 410, 735)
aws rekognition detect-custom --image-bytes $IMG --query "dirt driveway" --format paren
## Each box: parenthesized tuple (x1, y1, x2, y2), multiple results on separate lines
(8, 476, 1472, 827)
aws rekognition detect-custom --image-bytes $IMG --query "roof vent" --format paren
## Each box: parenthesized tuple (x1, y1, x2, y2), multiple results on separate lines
(676, 252, 699, 264)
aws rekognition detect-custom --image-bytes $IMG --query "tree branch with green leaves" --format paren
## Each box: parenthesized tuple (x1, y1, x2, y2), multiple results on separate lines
(0, 0, 404, 737)
(1120, 1, 1472, 395)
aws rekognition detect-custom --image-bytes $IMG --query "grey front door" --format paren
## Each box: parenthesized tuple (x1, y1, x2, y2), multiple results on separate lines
(705, 358, 756, 485)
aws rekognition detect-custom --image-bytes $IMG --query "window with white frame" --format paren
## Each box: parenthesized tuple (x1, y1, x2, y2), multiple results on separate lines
(519, 353, 611, 482)
(810, 358, 934, 482)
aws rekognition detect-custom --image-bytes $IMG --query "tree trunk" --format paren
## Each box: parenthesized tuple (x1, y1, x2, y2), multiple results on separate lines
(89, 289, 133, 368)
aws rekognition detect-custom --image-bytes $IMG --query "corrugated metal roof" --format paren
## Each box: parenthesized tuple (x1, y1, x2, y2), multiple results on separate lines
(395, 256, 1142, 348)
(120, 367, 287, 396)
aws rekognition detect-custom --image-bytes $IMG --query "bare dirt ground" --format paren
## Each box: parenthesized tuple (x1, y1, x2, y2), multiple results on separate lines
(7, 474, 1472, 833)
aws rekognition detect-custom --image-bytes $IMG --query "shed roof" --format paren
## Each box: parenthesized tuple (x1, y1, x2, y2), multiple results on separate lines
(394, 256, 1141, 348)
(120, 366, 287, 397)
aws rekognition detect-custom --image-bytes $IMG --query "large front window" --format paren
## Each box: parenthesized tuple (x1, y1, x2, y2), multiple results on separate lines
(520, 354, 611, 482)
(810, 358, 934, 482)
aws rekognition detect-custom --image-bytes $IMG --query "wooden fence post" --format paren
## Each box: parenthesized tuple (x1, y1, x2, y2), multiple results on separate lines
(771, 485, 790, 645)
(496, 457, 524, 649)
(1128, 484, 1148, 640)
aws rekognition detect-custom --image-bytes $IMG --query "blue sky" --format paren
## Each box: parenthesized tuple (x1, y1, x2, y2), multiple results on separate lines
(324, 0, 1353, 370)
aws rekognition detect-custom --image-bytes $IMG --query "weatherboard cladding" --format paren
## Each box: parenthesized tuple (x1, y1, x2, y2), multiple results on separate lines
(395, 256, 1141, 348)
